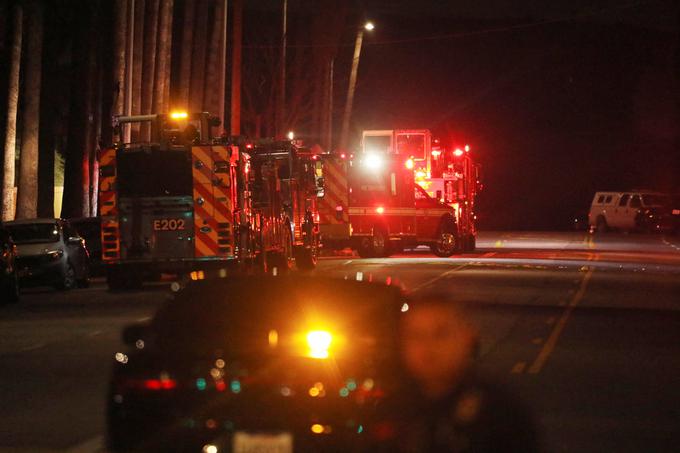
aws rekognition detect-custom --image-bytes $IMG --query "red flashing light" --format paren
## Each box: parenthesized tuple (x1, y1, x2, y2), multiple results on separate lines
(340, 153, 347, 159)
(454, 149, 464, 157)
(405, 158, 414, 169)
(143, 378, 177, 390)
(464, 144, 470, 152)
(215, 380, 227, 392)
(245, 143, 253, 149)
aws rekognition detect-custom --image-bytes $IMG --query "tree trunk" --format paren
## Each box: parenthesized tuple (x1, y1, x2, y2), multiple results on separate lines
(231, 0, 243, 135)
(189, 0, 209, 113)
(16, 1, 43, 220)
(204, 0, 224, 116)
(112, 0, 129, 118)
(130, 0, 145, 141)
(2, 4, 22, 221)
(177, 0, 195, 109)
(153, 0, 173, 114)
(140, 0, 159, 140)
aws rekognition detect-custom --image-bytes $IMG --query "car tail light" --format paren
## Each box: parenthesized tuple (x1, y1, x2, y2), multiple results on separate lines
(117, 376, 178, 391)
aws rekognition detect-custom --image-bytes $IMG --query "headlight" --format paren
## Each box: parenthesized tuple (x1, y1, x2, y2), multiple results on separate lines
(46, 250, 64, 261)
(362, 153, 383, 171)
(306, 330, 332, 359)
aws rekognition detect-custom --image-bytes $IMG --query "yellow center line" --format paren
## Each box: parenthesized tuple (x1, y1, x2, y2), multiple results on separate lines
(410, 263, 468, 292)
(527, 256, 597, 374)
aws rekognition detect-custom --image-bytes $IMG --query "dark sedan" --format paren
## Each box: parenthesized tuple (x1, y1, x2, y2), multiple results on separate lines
(107, 276, 405, 452)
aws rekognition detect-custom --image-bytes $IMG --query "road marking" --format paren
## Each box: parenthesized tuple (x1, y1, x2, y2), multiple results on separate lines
(410, 263, 468, 292)
(527, 266, 594, 374)
(66, 435, 104, 453)
(511, 362, 526, 374)
(482, 252, 497, 257)
(20, 343, 45, 352)
(89, 330, 102, 337)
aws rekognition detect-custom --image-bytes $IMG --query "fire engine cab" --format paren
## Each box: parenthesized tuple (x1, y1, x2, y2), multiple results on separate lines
(99, 112, 252, 289)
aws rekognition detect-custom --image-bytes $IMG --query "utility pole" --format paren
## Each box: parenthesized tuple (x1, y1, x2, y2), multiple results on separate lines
(276, 0, 287, 138)
(339, 21, 373, 151)
(230, 0, 242, 135)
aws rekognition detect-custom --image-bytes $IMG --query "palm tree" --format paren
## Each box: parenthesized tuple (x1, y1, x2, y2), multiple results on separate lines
(2, 3, 22, 221)
(16, 1, 44, 220)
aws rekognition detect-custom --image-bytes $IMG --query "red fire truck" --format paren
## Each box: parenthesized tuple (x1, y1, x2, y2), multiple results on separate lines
(247, 140, 323, 272)
(319, 153, 458, 258)
(362, 129, 480, 251)
(99, 112, 256, 289)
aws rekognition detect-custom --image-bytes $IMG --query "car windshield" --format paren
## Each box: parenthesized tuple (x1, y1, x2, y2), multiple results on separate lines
(6, 223, 60, 244)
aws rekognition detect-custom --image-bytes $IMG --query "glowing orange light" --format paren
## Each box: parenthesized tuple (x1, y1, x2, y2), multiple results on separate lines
(454, 149, 464, 157)
(311, 424, 324, 434)
(306, 330, 332, 359)
(375, 206, 385, 214)
(170, 111, 188, 119)
(405, 158, 414, 169)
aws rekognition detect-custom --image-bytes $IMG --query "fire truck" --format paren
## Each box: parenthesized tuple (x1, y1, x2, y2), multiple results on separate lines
(318, 153, 458, 258)
(99, 112, 254, 289)
(248, 139, 323, 271)
(362, 129, 480, 251)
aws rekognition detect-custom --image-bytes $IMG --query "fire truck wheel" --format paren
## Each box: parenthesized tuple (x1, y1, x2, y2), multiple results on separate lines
(431, 225, 457, 257)
(371, 228, 390, 258)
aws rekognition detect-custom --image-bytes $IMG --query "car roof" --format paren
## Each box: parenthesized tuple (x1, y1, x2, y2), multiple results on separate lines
(3, 218, 61, 226)
(165, 276, 406, 322)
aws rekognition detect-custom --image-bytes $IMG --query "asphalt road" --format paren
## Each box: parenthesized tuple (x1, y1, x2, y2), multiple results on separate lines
(1, 231, 679, 452)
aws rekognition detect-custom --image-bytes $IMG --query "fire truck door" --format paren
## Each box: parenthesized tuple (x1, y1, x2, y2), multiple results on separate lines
(415, 184, 441, 239)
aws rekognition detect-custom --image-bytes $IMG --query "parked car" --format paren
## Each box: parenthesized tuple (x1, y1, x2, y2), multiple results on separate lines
(0, 225, 20, 303)
(69, 217, 104, 276)
(4, 218, 90, 290)
(107, 276, 404, 452)
(588, 191, 673, 233)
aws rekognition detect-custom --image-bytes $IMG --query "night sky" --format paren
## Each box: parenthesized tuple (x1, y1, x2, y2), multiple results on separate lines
(339, 0, 680, 230)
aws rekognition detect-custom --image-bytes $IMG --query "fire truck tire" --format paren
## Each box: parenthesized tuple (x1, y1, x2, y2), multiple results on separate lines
(430, 223, 457, 257)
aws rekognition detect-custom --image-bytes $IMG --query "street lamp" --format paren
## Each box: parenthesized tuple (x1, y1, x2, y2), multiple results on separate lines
(339, 20, 374, 151)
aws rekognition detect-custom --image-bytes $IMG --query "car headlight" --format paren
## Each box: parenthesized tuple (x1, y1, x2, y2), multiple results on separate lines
(46, 250, 64, 261)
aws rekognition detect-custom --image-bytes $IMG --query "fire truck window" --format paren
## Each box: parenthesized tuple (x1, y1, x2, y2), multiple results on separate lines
(597, 195, 605, 203)
(117, 150, 193, 197)
(363, 135, 391, 154)
(396, 134, 426, 160)
(618, 194, 630, 207)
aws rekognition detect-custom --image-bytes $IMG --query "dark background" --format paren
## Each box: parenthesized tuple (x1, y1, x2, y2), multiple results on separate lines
(347, 1, 680, 230)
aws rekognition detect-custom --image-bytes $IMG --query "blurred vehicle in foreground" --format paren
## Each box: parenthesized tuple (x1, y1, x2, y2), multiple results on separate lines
(4, 219, 90, 290)
(107, 276, 404, 452)
(588, 191, 673, 233)
(69, 217, 104, 276)
(0, 225, 20, 302)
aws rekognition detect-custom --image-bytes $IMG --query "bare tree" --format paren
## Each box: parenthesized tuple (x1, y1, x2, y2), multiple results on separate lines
(112, 0, 129, 117)
(16, 1, 44, 219)
(2, 3, 22, 221)
(140, 0, 159, 140)
(153, 0, 173, 114)
(130, 0, 145, 141)
(177, 0, 195, 109)
(189, 0, 209, 112)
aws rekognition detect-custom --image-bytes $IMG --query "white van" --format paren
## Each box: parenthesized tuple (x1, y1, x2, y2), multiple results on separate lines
(588, 191, 672, 233)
